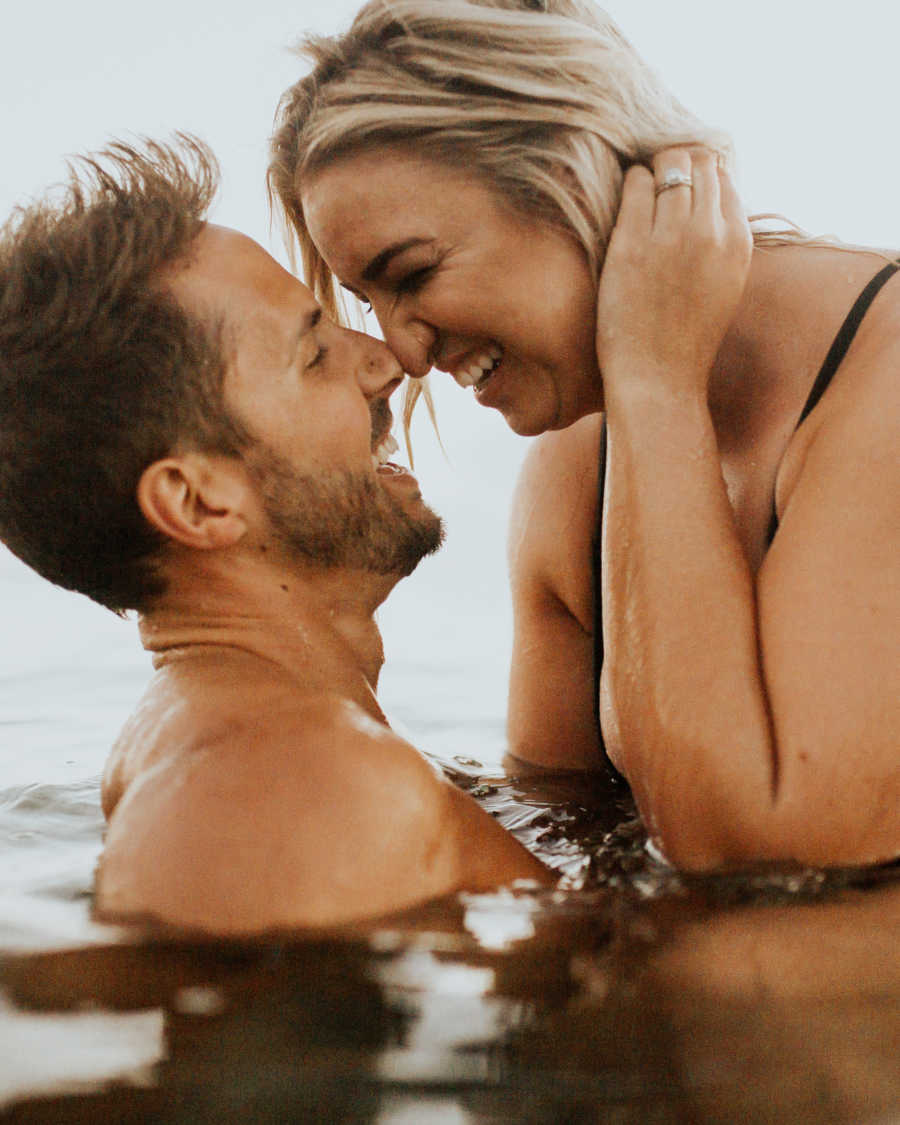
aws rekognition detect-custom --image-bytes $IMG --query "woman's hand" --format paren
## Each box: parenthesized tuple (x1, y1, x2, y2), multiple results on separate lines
(596, 147, 752, 400)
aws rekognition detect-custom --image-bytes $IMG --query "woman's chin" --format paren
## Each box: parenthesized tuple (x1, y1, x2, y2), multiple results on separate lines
(473, 362, 599, 435)
(505, 412, 553, 437)
(495, 397, 594, 437)
(476, 380, 559, 435)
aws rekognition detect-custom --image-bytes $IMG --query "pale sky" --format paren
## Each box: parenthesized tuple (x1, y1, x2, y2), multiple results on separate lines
(1, 0, 898, 729)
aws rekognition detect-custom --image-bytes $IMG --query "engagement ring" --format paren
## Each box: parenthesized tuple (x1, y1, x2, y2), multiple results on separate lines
(655, 168, 693, 195)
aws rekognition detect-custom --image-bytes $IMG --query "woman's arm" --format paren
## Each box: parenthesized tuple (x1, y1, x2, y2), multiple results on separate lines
(507, 418, 607, 770)
(596, 149, 900, 868)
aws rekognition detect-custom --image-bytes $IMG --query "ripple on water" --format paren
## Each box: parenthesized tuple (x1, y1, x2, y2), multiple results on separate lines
(0, 778, 111, 950)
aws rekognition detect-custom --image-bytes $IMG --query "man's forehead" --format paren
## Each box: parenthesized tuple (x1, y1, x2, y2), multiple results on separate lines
(170, 223, 317, 323)
(186, 224, 296, 289)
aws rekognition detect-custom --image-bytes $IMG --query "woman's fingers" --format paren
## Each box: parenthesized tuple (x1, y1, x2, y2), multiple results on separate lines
(613, 163, 655, 240)
(610, 146, 728, 251)
(718, 160, 744, 221)
(651, 147, 694, 230)
(651, 146, 729, 232)
(596, 145, 751, 394)
(649, 145, 749, 259)
(687, 148, 720, 225)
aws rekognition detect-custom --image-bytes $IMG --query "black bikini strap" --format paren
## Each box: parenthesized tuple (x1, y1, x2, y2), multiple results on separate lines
(766, 258, 900, 545)
(797, 259, 900, 430)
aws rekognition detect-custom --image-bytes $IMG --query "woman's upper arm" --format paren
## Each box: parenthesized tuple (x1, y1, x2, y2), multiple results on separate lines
(507, 421, 605, 769)
(758, 376, 900, 861)
(507, 575, 601, 768)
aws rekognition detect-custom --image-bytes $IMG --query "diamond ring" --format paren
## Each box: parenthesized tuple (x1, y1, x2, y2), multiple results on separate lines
(655, 168, 694, 196)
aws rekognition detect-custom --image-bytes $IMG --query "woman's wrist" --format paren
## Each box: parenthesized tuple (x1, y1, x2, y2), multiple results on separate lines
(601, 364, 712, 424)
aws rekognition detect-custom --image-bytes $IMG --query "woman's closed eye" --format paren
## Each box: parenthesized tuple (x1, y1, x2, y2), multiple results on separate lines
(395, 263, 437, 297)
(339, 284, 373, 314)
(340, 261, 437, 315)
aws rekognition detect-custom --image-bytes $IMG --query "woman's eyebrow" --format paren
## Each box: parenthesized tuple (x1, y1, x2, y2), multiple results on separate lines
(362, 238, 433, 283)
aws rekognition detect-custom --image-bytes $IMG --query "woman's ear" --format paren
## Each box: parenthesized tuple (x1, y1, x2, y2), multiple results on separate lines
(137, 453, 249, 550)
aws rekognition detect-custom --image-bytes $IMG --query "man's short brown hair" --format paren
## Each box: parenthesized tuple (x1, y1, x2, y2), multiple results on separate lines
(0, 137, 251, 613)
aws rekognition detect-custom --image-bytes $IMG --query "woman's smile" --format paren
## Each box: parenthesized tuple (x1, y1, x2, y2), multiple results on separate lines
(436, 340, 504, 390)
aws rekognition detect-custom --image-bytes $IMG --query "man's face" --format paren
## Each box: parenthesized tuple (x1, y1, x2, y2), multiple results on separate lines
(170, 225, 442, 575)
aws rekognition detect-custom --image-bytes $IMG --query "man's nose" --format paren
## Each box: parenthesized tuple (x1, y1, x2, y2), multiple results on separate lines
(349, 329, 404, 397)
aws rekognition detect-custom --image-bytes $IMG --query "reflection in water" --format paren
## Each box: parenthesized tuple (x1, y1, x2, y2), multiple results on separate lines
(461, 890, 539, 950)
(1, 766, 899, 1123)
(0, 995, 164, 1108)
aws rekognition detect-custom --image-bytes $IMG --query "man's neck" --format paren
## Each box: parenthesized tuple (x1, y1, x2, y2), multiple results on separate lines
(139, 549, 398, 696)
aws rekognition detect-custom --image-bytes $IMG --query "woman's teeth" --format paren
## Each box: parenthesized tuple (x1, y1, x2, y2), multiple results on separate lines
(454, 345, 503, 390)
(372, 433, 399, 468)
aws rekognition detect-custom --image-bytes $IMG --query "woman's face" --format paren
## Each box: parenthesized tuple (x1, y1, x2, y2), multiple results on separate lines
(301, 148, 602, 435)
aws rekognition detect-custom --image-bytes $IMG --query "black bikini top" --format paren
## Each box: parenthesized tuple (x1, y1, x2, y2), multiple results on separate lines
(591, 258, 900, 781)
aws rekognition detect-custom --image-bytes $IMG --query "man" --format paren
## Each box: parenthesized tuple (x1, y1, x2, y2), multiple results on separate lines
(0, 137, 548, 934)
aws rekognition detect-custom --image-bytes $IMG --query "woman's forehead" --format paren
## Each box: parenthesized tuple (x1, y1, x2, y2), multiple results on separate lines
(301, 149, 494, 266)
(303, 146, 461, 208)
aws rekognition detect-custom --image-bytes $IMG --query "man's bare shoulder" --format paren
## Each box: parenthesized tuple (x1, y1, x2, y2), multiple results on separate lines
(101, 652, 321, 816)
(96, 683, 548, 933)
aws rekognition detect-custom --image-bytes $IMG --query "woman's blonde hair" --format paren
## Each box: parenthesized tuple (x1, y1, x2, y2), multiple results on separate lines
(268, 0, 737, 438)
(267, 0, 822, 435)
(269, 0, 732, 299)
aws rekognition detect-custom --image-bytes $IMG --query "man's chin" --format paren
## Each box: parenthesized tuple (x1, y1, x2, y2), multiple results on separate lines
(385, 510, 445, 579)
(249, 448, 444, 576)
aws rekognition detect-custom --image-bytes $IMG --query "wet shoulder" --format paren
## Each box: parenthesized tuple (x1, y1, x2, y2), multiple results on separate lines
(509, 413, 604, 628)
(95, 694, 473, 931)
(101, 652, 307, 817)
(775, 267, 900, 519)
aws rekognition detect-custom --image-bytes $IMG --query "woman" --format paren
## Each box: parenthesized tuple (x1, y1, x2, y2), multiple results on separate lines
(267, 0, 900, 870)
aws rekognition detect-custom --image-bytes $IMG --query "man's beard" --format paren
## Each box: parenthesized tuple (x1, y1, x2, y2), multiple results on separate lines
(244, 442, 444, 578)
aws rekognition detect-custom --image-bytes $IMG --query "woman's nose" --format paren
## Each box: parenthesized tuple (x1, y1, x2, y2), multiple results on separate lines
(376, 309, 435, 379)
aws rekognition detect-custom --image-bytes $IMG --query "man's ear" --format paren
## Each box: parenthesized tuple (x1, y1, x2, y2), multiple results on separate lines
(137, 453, 250, 550)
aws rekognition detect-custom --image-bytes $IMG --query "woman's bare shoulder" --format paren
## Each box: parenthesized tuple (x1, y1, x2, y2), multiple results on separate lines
(775, 262, 900, 518)
(514, 413, 605, 500)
